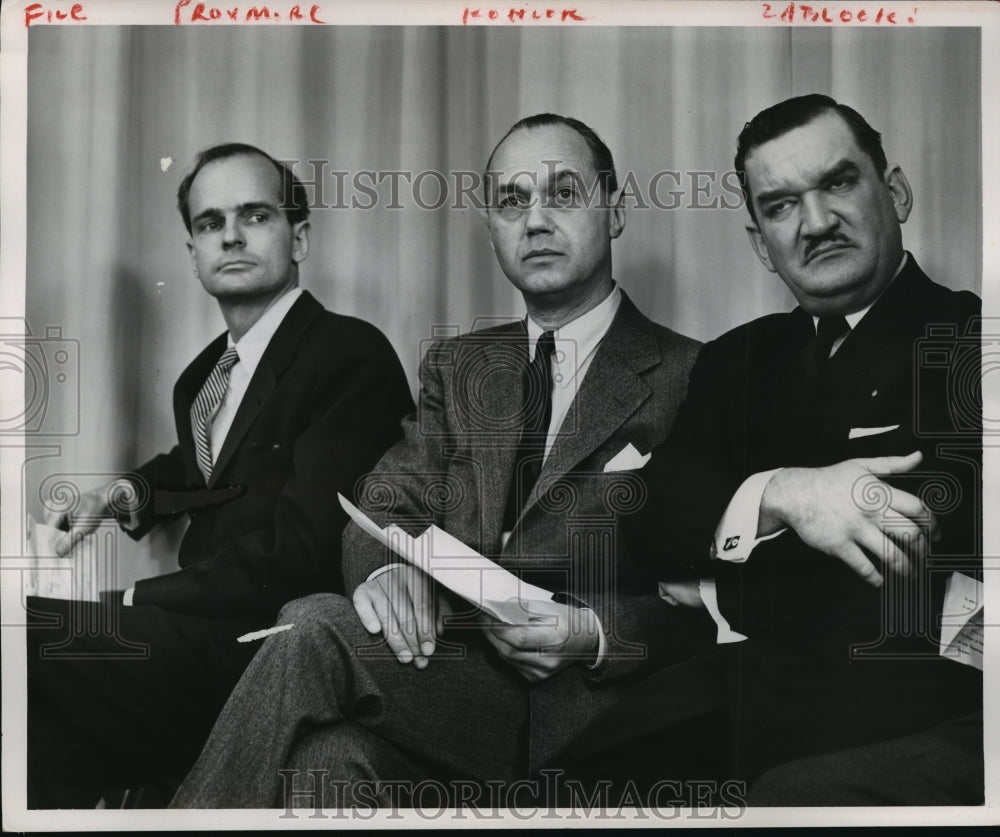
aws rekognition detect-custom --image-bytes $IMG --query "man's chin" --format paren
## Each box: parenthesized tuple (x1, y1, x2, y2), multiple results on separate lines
(509, 272, 574, 298)
(206, 285, 270, 302)
(799, 257, 870, 293)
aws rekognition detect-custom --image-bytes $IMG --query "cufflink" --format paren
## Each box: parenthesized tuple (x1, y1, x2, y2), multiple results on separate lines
(723, 536, 740, 551)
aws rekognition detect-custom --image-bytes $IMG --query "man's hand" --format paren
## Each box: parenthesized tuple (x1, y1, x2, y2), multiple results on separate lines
(352, 566, 449, 669)
(658, 579, 706, 609)
(481, 599, 601, 683)
(44, 482, 119, 556)
(758, 451, 935, 587)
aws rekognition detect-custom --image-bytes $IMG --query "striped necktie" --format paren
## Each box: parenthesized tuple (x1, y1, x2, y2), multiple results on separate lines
(191, 346, 239, 481)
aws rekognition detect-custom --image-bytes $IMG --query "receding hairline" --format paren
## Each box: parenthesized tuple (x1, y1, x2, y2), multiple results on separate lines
(485, 123, 603, 180)
(188, 149, 284, 194)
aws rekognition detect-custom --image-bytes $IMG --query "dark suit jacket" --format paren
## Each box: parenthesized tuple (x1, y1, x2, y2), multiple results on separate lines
(343, 291, 714, 771)
(126, 290, 414, 620)
(629, 256, 982, 779)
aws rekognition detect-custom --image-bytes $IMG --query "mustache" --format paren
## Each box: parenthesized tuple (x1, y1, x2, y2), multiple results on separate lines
(803, 234, 850, 263)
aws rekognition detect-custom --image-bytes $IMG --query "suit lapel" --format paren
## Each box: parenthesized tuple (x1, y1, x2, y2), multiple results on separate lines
(518, 294, 659, 520)
(208, 292, 322, 487)
(472, 323, 530, 547)
(821, 258, 936, 428)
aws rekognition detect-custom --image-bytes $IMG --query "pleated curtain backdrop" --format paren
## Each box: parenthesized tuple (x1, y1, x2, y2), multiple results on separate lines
(24, 25, 981, 582)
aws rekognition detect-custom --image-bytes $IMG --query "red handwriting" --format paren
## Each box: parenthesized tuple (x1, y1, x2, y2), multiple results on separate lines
(174, 0, 324, 24)
(24, 3, 87, 25)
(462, 7, 585, 24)
(761, 3, 918, 23)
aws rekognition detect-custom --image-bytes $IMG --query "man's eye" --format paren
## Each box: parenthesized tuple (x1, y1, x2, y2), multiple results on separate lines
(198, 220, 221, 233)
(764, 200, 793, 219)
(499, 195, 522, 209)
(245, 212, 268, 224)
(554, 187, 577, 206)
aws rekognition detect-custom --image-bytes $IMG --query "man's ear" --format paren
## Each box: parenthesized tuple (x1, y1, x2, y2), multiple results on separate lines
(745, 224, 776, 273)
(186, 240, 200, 278)
(291, 220, 310, 264)
(884, 164, 913, 224)
(608, 188, 626, 240)
(481, 204, 496, 253)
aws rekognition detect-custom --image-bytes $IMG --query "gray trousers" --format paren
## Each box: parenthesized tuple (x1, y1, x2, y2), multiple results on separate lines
(170, 593, 529, 808)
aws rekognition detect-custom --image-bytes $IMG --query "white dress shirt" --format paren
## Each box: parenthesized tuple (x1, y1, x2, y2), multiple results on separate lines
(208, 287, 304, 464)
(524, 284, 623, 459)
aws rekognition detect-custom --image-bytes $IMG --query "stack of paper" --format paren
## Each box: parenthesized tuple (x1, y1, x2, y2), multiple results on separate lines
(939, 571, 984, 671)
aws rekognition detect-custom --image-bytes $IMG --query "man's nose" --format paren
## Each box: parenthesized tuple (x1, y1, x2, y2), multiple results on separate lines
(222, 218, 245, 248)
(524, 195, 554, 235)
(800, 192, 837, 237)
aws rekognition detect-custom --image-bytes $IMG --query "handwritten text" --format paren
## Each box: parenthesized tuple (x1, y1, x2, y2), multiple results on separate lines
(761, 3, 918, 24)
(174, 0, 325, 24)
(462, 7, 585, 25)
(24, 3, 87, 26)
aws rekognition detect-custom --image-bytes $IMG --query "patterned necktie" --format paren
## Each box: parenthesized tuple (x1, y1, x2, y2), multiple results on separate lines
(191, 346, 239, 481)
(802, 315, 849, 379)
(502, 330, 556, 531)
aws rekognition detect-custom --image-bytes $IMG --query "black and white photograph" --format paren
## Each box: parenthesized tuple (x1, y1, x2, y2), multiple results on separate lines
(1, 0, 997, 828)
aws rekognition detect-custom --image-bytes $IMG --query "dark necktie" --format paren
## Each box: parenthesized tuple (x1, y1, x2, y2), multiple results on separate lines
(802, 315, 849, 379)
(502, 330, 556, 530)
(190, 346, 239, 481)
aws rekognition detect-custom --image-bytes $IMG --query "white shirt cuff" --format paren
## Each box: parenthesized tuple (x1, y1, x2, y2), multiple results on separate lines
(366, 562, 405, 583)
(587, 611, 607, 669)
(123, 587, 135, 607)
(698, 578, 747, 644)
(713, 468, 787, 562)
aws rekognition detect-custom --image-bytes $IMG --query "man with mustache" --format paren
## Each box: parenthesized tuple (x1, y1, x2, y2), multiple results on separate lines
(27, 143, 413, 807)
(620, 94, 983, 804)
(169, 113, 712, 808)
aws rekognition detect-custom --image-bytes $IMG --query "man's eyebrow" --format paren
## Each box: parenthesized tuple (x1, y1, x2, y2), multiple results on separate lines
(754, 158, 860, 207)
(818, 159, 860, 186)
(191, 207, 223, 226)
(191, 201, 280, 226)
(494, 180, 533, 198)
(549, 169, 584, 188)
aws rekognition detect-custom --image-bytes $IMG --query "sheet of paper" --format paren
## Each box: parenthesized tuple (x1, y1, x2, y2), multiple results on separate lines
(339, 494, 553, 623)
(25, 514, 63, 558)
(939, 571, 984, 671)
(23, 514, 99, 600)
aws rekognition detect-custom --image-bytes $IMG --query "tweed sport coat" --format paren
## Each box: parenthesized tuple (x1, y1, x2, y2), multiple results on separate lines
(343, 291, 715, 771)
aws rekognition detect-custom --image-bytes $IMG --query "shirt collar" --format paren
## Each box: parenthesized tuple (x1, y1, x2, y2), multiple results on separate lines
(227, 287, 303, 375)
(812, 252, 908, 333)
(526, 283, 622, 364)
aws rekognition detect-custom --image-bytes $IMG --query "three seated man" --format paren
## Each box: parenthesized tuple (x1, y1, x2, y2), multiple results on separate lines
(32, 96, 983, 810)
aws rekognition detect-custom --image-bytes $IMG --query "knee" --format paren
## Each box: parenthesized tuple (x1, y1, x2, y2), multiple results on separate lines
(277, 593, 355, 631)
